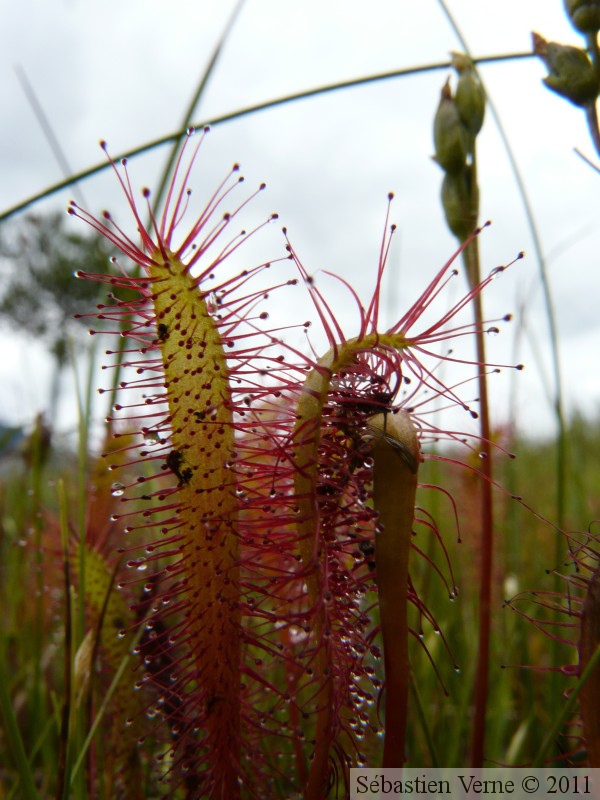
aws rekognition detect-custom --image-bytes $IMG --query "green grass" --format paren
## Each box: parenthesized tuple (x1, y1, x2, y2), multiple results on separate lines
(0, 413, 597, 795)
(1, 3, 598, 793)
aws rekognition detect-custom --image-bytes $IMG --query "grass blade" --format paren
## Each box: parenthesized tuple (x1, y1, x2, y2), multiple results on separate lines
(0, 648, 40, 800)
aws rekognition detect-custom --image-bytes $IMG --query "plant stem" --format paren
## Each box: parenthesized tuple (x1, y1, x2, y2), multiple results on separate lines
(437, 0, 567, 532)
(585, 31, 600, 159)
(436, 0, 572, 766)
(55, 481, 73, 800)
(585, 101, 600, 158)
(304, 662, 334, 800)
(461, 144, 494, 769)
(465, 244, 494, 768)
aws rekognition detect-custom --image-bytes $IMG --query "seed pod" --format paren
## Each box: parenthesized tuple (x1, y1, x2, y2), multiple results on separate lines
(441, 169, 475, 242)
(533, 32, 599, 107)
(433, 78, 468, 174)
(452, 53, 486, 138)
(564, 0, 600, 34)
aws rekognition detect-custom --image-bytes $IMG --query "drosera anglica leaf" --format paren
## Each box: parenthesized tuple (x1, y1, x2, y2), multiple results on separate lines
(276, 210, 524, 796)
(70, 128, 306, 796)
(72, 137, 527, 796)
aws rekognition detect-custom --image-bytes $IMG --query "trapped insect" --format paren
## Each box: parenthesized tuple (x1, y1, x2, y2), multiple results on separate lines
(165, 449, 193, 485)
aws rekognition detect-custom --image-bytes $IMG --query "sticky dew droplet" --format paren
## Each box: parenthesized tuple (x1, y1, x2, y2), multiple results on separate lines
(206, 291, 219, 316)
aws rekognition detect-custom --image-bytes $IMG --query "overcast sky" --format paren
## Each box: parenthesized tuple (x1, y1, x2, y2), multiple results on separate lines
(1, 0, 598, 442)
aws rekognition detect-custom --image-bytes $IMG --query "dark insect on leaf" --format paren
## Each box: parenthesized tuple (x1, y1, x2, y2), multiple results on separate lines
(179, 467, 193, 485)
(353, 390, 394, 417)
(165, 449, 193, 485)
(358, 539, 376, 570)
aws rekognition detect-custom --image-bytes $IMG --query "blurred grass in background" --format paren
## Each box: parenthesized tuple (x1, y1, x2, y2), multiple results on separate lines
(0, 0, 599, 796)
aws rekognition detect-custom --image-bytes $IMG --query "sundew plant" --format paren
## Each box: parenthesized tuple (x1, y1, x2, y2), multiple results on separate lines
(1, 2, 600, 799)
(64, 128, 524, 797)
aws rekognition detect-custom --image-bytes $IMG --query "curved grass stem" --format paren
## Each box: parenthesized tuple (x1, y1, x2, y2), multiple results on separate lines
(0, 52, 534, 224)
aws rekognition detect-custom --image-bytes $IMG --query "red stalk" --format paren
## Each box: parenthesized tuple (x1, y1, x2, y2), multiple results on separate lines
(464, 241, 494, 769)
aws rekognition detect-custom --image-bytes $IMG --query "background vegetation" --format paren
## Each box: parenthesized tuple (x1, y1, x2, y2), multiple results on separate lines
(0, 1, 598, 797)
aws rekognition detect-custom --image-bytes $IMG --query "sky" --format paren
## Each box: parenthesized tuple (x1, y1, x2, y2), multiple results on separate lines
(0, 0, 598, 445)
